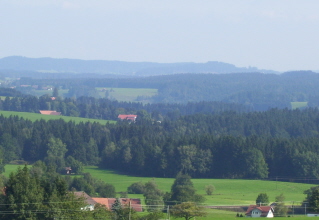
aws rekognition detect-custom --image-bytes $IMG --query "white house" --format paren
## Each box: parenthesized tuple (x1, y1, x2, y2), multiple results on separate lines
(74, 191, 97, 211)
(246, 205, 274, 218)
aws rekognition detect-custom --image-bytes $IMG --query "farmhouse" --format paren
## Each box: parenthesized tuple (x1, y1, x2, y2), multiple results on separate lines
(246, 205, 274, 218)
(39, 110, 61, 115)
(97, 198, 143, 212)
(118, 114, 137, 122)
(73, 192, 142, 212)
(74, 191, 97, 211)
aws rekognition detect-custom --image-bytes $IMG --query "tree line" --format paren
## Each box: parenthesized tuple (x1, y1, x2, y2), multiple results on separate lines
(14, 71, 319, 110)
(0, 88, 250, 120)
(2, 107, 319, 179)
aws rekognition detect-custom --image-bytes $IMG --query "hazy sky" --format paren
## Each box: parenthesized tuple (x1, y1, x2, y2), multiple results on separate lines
(1, 0, 319, 71)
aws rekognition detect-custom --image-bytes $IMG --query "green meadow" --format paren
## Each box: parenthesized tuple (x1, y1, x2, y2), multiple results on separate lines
(3, 165, 315, 219)
(97, 87, 158, 102)
(0, 110, 115, 125)
(3, 164, 27, 177)
(84, 166, 315, 206)
(31, 89, 68, 97)
(291, 102, 308, 109)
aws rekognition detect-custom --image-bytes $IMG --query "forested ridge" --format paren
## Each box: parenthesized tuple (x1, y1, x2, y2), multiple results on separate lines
(0, 90, 250, 120)
(15, 71, 319, 111)
(2, 71, 319, 181)
(2, 107, 319, 180)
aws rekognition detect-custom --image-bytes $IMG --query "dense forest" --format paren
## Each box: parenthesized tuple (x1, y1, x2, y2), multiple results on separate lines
(0, 88, 250, 120)
(2, 107, 319, 180)
(2, 71, 319, 182)
(13, 71, 319, 111)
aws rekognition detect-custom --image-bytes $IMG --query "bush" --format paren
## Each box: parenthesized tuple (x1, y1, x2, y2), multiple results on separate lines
(205, 184, 215, 195)
(127, 182, 145, 194)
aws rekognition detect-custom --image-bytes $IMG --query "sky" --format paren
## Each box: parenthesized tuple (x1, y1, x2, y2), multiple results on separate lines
(1, 0, 319, 72)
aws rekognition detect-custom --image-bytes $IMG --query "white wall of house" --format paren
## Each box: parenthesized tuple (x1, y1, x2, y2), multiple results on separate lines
(251, 209, 262, 217)
(81, 204, 95, 211)
(249, 209, 274, 218)
(266, 210, 274, 218)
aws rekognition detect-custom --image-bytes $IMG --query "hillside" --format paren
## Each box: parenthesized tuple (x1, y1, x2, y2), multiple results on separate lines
(0, 110, 115, 125)
(0, 56, 277, 76)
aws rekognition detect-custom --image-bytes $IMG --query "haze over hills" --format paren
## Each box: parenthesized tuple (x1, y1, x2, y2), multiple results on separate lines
(0, 56, 278, 76)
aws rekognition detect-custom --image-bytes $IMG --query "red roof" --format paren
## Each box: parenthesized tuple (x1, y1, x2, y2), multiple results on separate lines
(74, 191, 97, 206)
(39, 110, 61, 115)
(92, 198, 109, 208)
(120, 198, 143, 212)
(95, 198, 142, 212)
(118, 115, 137, 120)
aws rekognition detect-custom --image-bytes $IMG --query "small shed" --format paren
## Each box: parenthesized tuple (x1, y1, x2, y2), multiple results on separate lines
(65, 167, 72, 174)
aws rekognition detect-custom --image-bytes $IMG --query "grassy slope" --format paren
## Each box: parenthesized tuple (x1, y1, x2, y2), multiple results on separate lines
(31, 89, 69, 97)
(4, 165, 313, 219)
(84, 166, 315, 206)
(97, 88, 157, 102)
(28, 88, 157, 102)
(0, 110, 115, 125)
(291, 102, 308, 109)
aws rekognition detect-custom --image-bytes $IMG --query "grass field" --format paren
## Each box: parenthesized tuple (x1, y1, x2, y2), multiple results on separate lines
(3, 165, 315, 219)
(83, 166, 315, 207)
(0, 110, 115, 125)
(30, 89, 69, 97)
(97, 87, 157, 102)
(3, 164, 25, 177)
(291, 102, 308, 109)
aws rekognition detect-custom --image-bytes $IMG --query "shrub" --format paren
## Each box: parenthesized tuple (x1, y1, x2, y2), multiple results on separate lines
(127, 182, 145, 194)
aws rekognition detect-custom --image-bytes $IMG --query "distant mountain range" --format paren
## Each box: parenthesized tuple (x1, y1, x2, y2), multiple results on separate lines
(0, 56, 278, 76)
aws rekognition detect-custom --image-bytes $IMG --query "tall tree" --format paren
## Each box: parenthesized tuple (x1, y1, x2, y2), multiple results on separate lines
(168, 173, 205, 205)
(170, 202, 207, 220)
(2, 166, 44, 220)
(45, 137, 67, 173)
(245, 148, 268, 179)
(256, 193, 269, 206)
(274, 193, 288, 217)
(143, 180, 164, 212)
(306, 187, 319, 212)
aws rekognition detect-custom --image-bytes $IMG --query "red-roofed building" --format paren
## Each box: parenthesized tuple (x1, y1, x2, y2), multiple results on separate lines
(39, 110, 61, 115)
(246, 205, 274, 218)
(92, 198, 109, 208)
(74, 191, 97, 211)
(94, 198, 142, 212)
(120, 198, 143, 212)
(118, 114, 137, 122)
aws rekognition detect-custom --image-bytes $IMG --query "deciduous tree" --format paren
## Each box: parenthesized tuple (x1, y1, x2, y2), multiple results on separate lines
(256, 193, 269, 206)
(171, 202, 207, 220)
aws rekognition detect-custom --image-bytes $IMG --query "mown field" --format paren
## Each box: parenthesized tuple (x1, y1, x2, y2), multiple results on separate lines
(291, 102, 308, 109)
(0, 110, 115, 125)
(83, 166, 314, 207)
(23, 87, 157, 103)
(3, 165, 314, 219)
(96, 87, 157, 102)
(30, 89, 69, 97)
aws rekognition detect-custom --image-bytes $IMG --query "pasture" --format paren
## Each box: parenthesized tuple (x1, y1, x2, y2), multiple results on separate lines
(84, 166, 315, 206)
(97, 87, 157, 102)
(29, 89, 69, 97)
(3, 164, 31, 177)
(0, 110, 115, 125)
(291, 102, 308, 109)
(3, 165, 315, 219)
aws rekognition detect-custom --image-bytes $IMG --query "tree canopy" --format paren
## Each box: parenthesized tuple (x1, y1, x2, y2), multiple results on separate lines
(170, 202, 207, 220)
